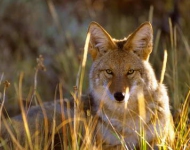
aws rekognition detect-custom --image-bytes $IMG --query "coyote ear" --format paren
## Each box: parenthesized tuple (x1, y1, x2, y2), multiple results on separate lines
(88, 22, 116, 60)
(124, 22, 153, 61)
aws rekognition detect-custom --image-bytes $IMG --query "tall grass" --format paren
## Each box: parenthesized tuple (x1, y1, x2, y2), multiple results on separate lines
(0, 26, 189, 150)
(0, 3, 189, 150)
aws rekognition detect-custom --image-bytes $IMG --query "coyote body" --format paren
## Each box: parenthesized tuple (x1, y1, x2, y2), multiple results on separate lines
(1, 22, 175, 149)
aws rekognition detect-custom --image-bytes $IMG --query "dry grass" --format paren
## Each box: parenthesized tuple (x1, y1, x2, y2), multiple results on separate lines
(0, 24, 189, 149)
(0, 1, 189, 150)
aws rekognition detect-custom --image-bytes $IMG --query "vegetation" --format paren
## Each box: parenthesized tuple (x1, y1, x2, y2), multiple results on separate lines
(0, 0, 189, 149)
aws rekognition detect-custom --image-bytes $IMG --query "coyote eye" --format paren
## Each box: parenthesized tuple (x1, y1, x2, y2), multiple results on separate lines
(106, 69, 113, 75)
(127, 69, 134, 75)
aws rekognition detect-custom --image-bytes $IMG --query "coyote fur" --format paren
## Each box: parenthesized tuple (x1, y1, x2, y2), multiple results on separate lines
(1, 22, 175, 149)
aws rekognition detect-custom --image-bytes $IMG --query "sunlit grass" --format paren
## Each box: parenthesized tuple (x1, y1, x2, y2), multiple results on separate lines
(0, 2, 189, 149)
(0, 44, 189, 150)
(0, 28, 190, 150)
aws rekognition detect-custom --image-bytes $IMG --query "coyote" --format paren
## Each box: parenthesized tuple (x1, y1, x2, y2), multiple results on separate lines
(1, 22, 175, 150)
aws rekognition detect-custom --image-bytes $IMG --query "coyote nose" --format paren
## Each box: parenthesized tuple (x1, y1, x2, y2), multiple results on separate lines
(114, 92, 125, 102)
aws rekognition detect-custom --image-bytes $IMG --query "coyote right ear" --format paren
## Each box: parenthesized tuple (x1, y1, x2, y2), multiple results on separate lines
(87, 22, 116, 60)
(124, 22, 153, 61)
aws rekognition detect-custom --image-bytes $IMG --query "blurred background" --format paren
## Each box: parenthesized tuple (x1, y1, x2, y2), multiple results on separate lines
(0, 0, 189, 118)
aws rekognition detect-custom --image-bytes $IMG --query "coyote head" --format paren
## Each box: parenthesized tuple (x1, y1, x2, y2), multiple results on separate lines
(88, 22, 157, 107)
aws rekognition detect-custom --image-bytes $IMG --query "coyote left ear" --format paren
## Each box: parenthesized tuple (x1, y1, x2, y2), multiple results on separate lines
(87, 22, 116, 60)
(124, 22, 153, 61)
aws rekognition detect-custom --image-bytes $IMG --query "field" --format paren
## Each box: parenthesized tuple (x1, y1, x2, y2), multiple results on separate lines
(0, 0, 189, 149)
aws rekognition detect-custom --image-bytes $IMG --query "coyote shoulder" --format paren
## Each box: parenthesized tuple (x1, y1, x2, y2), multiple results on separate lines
(1, 22, 175, 149)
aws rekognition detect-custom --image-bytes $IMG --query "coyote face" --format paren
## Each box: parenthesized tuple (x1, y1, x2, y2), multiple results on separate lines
(88, 22, 156, 107)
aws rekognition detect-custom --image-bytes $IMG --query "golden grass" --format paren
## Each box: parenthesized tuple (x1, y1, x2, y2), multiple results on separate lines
(0, 51, 189, 150)
(0, 6, 189, 150)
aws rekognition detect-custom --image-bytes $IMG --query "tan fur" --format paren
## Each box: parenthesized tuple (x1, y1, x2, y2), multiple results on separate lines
(0, 22, 175, 149)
